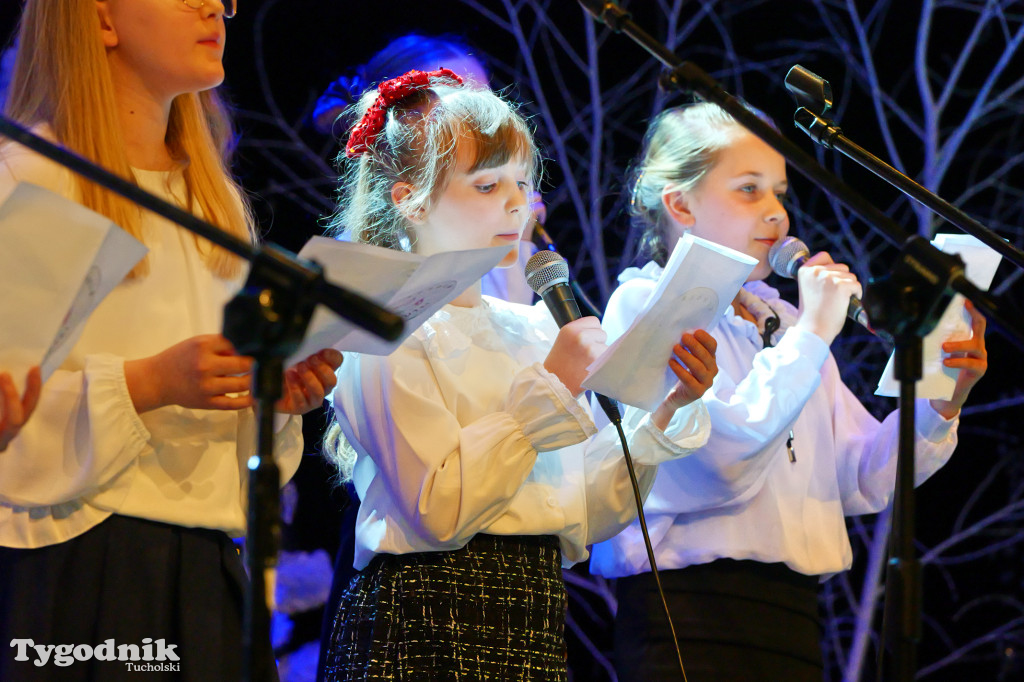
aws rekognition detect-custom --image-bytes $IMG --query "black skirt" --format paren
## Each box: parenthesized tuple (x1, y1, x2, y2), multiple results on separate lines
(323, 534, 567, 681)
(0, 514, 278, 682)
(613, 559, 822, 682)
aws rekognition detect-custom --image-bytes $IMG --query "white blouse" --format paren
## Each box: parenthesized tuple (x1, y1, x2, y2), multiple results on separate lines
(331, 295, 711, 569)
(590, 263, 958, 578)
(0, 137, 303, 548)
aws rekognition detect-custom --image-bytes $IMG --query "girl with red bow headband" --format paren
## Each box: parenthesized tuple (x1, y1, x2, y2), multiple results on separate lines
(321, 72, 719, 680)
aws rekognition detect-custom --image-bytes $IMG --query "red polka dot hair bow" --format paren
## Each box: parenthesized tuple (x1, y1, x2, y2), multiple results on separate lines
(345, 68, 464, 158)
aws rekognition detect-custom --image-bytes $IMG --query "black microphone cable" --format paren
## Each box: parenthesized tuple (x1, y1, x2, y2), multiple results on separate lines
(596, 395, 689, 682)
(530, 223, 604, 320)
(526, 250, 689, 682)
(768, 236, 895, 346)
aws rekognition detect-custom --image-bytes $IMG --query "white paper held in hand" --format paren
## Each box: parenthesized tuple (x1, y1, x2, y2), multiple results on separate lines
(289, 237, 512, 361)
(874, 234, 1002, 399)
(0, 182, 148, 393)
(582, 234, 757, 411)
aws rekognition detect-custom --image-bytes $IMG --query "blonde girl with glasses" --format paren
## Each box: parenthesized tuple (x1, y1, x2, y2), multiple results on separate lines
(0, 2, 339, 680)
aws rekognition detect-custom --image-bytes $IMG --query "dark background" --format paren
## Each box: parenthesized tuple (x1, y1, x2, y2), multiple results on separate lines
(4, 2, 1023, 680)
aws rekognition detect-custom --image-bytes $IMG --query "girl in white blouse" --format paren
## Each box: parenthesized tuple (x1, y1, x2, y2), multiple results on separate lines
(320, 71, 718, 681)
(0, 2, 340, 680)
(589, 101, 989, 681)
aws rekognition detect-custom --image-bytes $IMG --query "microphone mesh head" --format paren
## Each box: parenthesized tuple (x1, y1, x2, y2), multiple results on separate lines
(768, 236, 810, 278)
(525, 250, 570, 295)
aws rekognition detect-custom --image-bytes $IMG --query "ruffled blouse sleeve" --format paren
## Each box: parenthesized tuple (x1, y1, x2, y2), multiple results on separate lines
(335, 334, 596, 548)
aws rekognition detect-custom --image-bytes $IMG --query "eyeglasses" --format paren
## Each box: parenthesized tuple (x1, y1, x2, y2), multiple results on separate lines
(181, 0, 237, 19)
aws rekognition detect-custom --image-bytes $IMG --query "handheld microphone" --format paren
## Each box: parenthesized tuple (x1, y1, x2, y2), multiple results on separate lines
(528, 224, 604, 319)
(525, 250, 620, 422)
(525, 250, 582, 327)
(768, 236, 892, 343)
(525, 231, 685, 682)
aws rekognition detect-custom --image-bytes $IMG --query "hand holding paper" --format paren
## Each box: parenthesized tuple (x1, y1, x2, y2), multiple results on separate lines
(124, 334, 344, 415)
(124, 334, 257, 413)
(650, 329, 720, 430)
(875, 234, 999, 401)
(0, 367, 40, 452)
(928, 300, 988, 419)
(582, 234, 756, 411)
(275, 349, 344, 415)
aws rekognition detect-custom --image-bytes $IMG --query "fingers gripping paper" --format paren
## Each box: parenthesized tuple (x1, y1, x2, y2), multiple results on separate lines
(582, 234, 757, 411)
(874, 233, 1002, 399)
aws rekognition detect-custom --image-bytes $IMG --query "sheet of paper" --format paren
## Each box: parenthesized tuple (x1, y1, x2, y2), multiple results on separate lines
(582, 234, 758, 411)
(289, 237, 512, 361)
(0, 182, 148, 392)
(875, 234, 1002, 399)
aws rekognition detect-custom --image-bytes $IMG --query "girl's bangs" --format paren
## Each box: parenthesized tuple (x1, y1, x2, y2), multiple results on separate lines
(465, 119, 534, 174)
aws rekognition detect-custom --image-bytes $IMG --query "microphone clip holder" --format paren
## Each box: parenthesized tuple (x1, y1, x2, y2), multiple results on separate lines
(862, 236, 962, 345)
(793, 108, 843, 150)
(784, 65, 844, 149)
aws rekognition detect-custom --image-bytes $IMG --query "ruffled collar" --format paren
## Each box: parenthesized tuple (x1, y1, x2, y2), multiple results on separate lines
(414, 296, 556, 359)
(618, 260, 664, 285)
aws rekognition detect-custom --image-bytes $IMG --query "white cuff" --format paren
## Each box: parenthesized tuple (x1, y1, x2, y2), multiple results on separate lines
(504, 363, 597, 452)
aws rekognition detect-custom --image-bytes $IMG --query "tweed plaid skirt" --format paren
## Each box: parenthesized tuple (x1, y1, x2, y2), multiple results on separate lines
(322, 533, 567, 681)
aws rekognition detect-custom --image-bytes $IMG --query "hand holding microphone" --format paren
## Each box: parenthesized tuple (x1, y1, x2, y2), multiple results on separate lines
(525, 250, 606, 396)
(543, 318, 607, 397)
(768, 236, 892, 345)
(792, 252, 862, 345)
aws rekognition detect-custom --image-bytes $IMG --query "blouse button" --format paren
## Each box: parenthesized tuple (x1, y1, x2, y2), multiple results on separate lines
(546, 497, 558, 507)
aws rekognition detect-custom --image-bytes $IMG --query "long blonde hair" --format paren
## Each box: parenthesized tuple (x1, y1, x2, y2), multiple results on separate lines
(4, 0, 253, 278)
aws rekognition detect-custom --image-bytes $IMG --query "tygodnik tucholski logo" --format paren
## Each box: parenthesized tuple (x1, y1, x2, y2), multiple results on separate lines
(9, 638, 181, 671)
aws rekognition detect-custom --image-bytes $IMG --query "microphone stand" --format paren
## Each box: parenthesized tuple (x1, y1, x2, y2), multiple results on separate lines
(576, 1, 1024, 348)
(860, 237, 965, 681)
(781, 65, 1024, 680)
(576, 4, 1024, 681)
(532, 222, 604, 318)
(784, 64, 1024, 272)
(0, 117, 404, 682)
